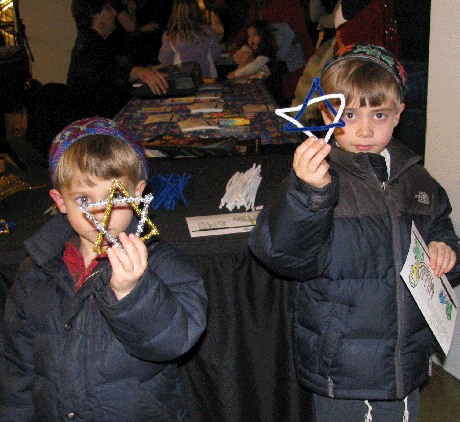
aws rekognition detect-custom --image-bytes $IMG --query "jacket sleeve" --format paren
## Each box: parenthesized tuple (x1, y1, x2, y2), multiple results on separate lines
(427, 182, 460, 282)
(234, 55, 270, 78)
(0, 260, 37, 421)
(92, 240, 207, 362)
(249, 169, 339, 281)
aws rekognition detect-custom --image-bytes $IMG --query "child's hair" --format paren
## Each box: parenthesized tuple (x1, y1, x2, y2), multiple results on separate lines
(49, 117, 148, 191)
(53, 135, 145, 192)
(71, 0, 108, 29)
(320, 44, 406, 108)
(166, 0, 209, 44)
(321, 59, 402, 108)
(246, 20, 278, 61)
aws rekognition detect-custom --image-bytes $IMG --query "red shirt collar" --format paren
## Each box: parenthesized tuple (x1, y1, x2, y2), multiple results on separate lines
(62, 241, 107, 292)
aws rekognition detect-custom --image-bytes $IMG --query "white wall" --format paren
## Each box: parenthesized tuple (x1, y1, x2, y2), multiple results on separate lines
(425, 1, 460, 378)
(20, 0, 75, 84)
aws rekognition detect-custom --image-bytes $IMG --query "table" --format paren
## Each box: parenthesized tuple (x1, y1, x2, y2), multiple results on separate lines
(0, 153, 313, 422)
(115, 79, 301, 147)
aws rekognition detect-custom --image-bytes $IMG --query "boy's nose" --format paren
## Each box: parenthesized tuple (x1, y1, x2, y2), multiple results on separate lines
(357, 119, 373, 138)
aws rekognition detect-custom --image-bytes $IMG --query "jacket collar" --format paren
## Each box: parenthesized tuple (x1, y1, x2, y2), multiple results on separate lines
(329, 138, 421, 181)
(24, 213, 141, 268)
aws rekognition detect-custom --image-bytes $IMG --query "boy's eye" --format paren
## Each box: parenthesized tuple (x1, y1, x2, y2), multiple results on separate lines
(343, 112, 355, 120)
(76, 196, 90, 205)
(374, 112, 387, 120)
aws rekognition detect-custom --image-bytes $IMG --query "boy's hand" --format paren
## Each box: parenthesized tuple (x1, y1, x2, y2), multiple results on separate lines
(428, 241, 457, 277)
(108, 232, 148, 300)
(293, 136, 332, 188)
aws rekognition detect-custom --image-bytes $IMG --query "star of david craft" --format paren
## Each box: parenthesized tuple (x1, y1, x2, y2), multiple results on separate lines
(0, 219, 15, 234)
(80, 179, 159, 254)
(275, 77, 346, 143)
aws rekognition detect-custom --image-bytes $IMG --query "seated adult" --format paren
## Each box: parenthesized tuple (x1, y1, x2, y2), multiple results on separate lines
(67, 0, 168, 119)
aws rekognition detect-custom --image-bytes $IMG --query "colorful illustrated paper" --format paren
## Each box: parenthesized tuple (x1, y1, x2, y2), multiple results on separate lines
(401, 222, 458, 354)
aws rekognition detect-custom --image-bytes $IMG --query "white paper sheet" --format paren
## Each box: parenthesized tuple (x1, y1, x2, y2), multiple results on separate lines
(186, 211, 260, 237)
(400, 222, 458, 354)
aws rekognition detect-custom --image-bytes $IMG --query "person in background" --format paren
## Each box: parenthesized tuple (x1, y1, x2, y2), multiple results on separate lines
(158, 0, 221, 80)
(230, 0, 315, 64)
(249, 44, 460, 422)
(0, 117, 208, 421)
(227, 20, 277, 80)
(67, 0, 168, 119)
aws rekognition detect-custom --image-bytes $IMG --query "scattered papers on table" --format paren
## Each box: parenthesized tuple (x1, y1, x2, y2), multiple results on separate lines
(186, 210, 261, 237)
(189, 101, 224, 114)
(199, 83, 224, 91)
(243, 104, 275, 113)
(165, 96, 196, 104)
(219, 118, 250, 126)
(144, 114, 179, 124)
(137, 106, 172, 113)
(401, 222, 458, 354)
(178, 118, 220, 132)
(196, 90, 223, 100)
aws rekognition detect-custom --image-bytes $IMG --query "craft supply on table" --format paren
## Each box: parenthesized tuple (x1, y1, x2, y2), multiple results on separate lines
(220, 164, 262, 212)
(150, 173, 191, 210)
(178, 118, 220, 132)
(0, 219, 15, 234)
(189, 101, 224, 114)
(186, 211, 261, 237)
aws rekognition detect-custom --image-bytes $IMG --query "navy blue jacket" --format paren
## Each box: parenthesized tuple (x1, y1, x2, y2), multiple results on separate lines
(249, 140, 460, 400)
(0, 214, 207, 421)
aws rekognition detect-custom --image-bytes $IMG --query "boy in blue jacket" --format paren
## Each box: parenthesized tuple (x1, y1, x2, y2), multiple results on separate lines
(249, 44, 460, 422)
(0, 117, 207, 421)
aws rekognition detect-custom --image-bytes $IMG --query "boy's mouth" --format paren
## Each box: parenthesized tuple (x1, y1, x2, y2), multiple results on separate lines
(355, 145, 372, 151)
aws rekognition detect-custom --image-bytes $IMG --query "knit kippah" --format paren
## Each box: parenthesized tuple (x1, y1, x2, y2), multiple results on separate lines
(322, 44, 406, 98)
(49, 117, 148, 184)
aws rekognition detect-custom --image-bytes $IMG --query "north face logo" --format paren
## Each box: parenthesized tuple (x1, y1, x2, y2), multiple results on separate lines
(415, 191, 430, 205)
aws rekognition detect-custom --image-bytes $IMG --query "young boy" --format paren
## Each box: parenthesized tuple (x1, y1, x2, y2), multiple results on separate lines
(0, 117, 207, 421)
(249, 44, 460, 421)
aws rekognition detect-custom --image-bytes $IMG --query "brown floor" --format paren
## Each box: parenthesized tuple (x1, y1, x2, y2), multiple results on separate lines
(419, 363, 460, 422)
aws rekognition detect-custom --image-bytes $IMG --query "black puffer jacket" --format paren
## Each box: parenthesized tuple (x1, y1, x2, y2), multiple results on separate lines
(0, 214, 207, 421)
(249, 140, 460, 400)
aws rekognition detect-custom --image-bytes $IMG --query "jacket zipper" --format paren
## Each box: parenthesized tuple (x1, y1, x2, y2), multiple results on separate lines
(382, 180, 405, 398)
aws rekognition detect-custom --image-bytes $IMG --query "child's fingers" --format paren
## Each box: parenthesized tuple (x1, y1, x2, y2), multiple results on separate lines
(438, 247, 456, 275)
(294, 137, 329, 170)
(110, 240, 135, 273)
(294, 138, 331, 176)
(126, 233, 148, 267)
(107, 245, 125, 274)
(428, 242, 457, 276)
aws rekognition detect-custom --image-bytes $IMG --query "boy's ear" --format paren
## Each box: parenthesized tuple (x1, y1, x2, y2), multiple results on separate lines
(135, 180, 146, 197)
(394, 103, 405, 126)
(49, 189, 67, 214)
(319, 102, 334, 125)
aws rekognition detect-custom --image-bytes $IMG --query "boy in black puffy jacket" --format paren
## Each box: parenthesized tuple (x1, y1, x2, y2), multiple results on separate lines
(249, 44, 460, 422)
(0, 117, 207, 421)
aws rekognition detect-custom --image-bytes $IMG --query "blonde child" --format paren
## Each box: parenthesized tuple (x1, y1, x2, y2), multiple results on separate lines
(158, 0, 221, 79)
(0, 117, 207, 421)
(249, 44, 460, 422)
